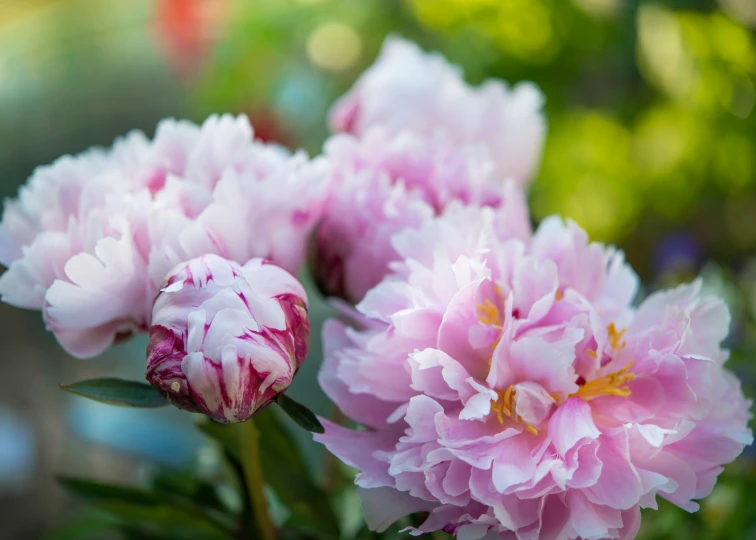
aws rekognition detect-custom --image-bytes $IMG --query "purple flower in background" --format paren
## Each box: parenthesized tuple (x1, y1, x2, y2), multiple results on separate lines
(653, 232, 702, 279)
(146, 254, 309, 423)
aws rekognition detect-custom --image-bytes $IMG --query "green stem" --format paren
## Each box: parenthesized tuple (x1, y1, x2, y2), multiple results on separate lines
(240, 418, 276, 540)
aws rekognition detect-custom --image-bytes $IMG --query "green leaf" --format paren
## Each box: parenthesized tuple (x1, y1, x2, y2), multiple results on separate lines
(58, 477, 235, 539)
(275, 393, 325, 434)
(59, 378, 168, 408)
(42, 514, 120, 540)
(59, 477, 161, 505)
(150, 469, 235, 516)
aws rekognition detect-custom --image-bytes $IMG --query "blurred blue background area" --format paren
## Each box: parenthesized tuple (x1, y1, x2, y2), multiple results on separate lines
(0, 0, 754, 538)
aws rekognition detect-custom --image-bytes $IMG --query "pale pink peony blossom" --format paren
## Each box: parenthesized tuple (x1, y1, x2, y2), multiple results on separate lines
(0, 114, 327, 358)
(312, 130, 533, 303)
(146, 254, 309, 423)
(312, 36, 544, 303)
(329, 36, 546, 186)
(315, 205, 752, 539)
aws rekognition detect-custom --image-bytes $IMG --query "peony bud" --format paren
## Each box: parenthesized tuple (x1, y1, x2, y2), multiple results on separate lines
(146, 254, 309, 423)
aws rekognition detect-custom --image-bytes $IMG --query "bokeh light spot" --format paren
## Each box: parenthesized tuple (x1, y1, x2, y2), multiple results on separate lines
(306, 21, 362, 72)
(637, 5, 695, 101)
(719, 0, 756, 29)
(571, 0, 620, 19)
(721, 71, 755, 117)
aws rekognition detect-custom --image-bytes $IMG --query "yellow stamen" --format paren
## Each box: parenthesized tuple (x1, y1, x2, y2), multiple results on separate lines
(477, 299, 503, 327)
(490, 386, 538, 435)
(555, 288, 564, 301)
(570, 361, 635, 402)
(586, 349, 598, 359)
(607, 322, 626, 352)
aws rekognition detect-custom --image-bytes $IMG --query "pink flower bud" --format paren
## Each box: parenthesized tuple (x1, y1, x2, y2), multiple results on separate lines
(146, 254, 309, 423)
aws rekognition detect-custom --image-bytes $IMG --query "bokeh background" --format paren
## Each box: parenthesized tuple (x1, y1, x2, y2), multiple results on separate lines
(0, 0, 755, 538)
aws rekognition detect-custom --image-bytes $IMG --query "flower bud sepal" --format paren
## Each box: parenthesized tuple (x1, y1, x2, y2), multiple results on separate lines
(274, 393, 324, 434)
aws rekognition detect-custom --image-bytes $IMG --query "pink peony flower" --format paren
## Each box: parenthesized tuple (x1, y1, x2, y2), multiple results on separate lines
(146, 254, 309, 423)
(315, 205, 752, 539)
(329, 36, 546, 186)
(312, 37, 544, 303)
(312, 128, 534, 304)
(0, 114, 327, 358)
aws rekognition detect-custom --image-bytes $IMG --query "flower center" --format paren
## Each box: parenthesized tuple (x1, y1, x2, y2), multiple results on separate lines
(586, 323, 628, 361)
(491, 386, 539, 435)
(477, 299, 503, 328)
(570, 360, 635, 401)
(480, 307, 635, 427)
(607, 322, 626, 352)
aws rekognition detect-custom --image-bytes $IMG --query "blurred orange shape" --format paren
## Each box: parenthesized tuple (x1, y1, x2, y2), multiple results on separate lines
(153, 0, 229, 77)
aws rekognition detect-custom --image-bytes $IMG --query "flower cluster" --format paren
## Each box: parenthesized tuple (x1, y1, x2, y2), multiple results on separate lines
(312, 37, 544, 303)
(316, 205, 752, 539)
(0, 114, 326, 357)
(0, 33, 750, 539)
(146, 254, 309, 423)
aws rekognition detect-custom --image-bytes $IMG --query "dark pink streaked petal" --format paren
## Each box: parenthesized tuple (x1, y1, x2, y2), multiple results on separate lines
(146, 254, 310, 423)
